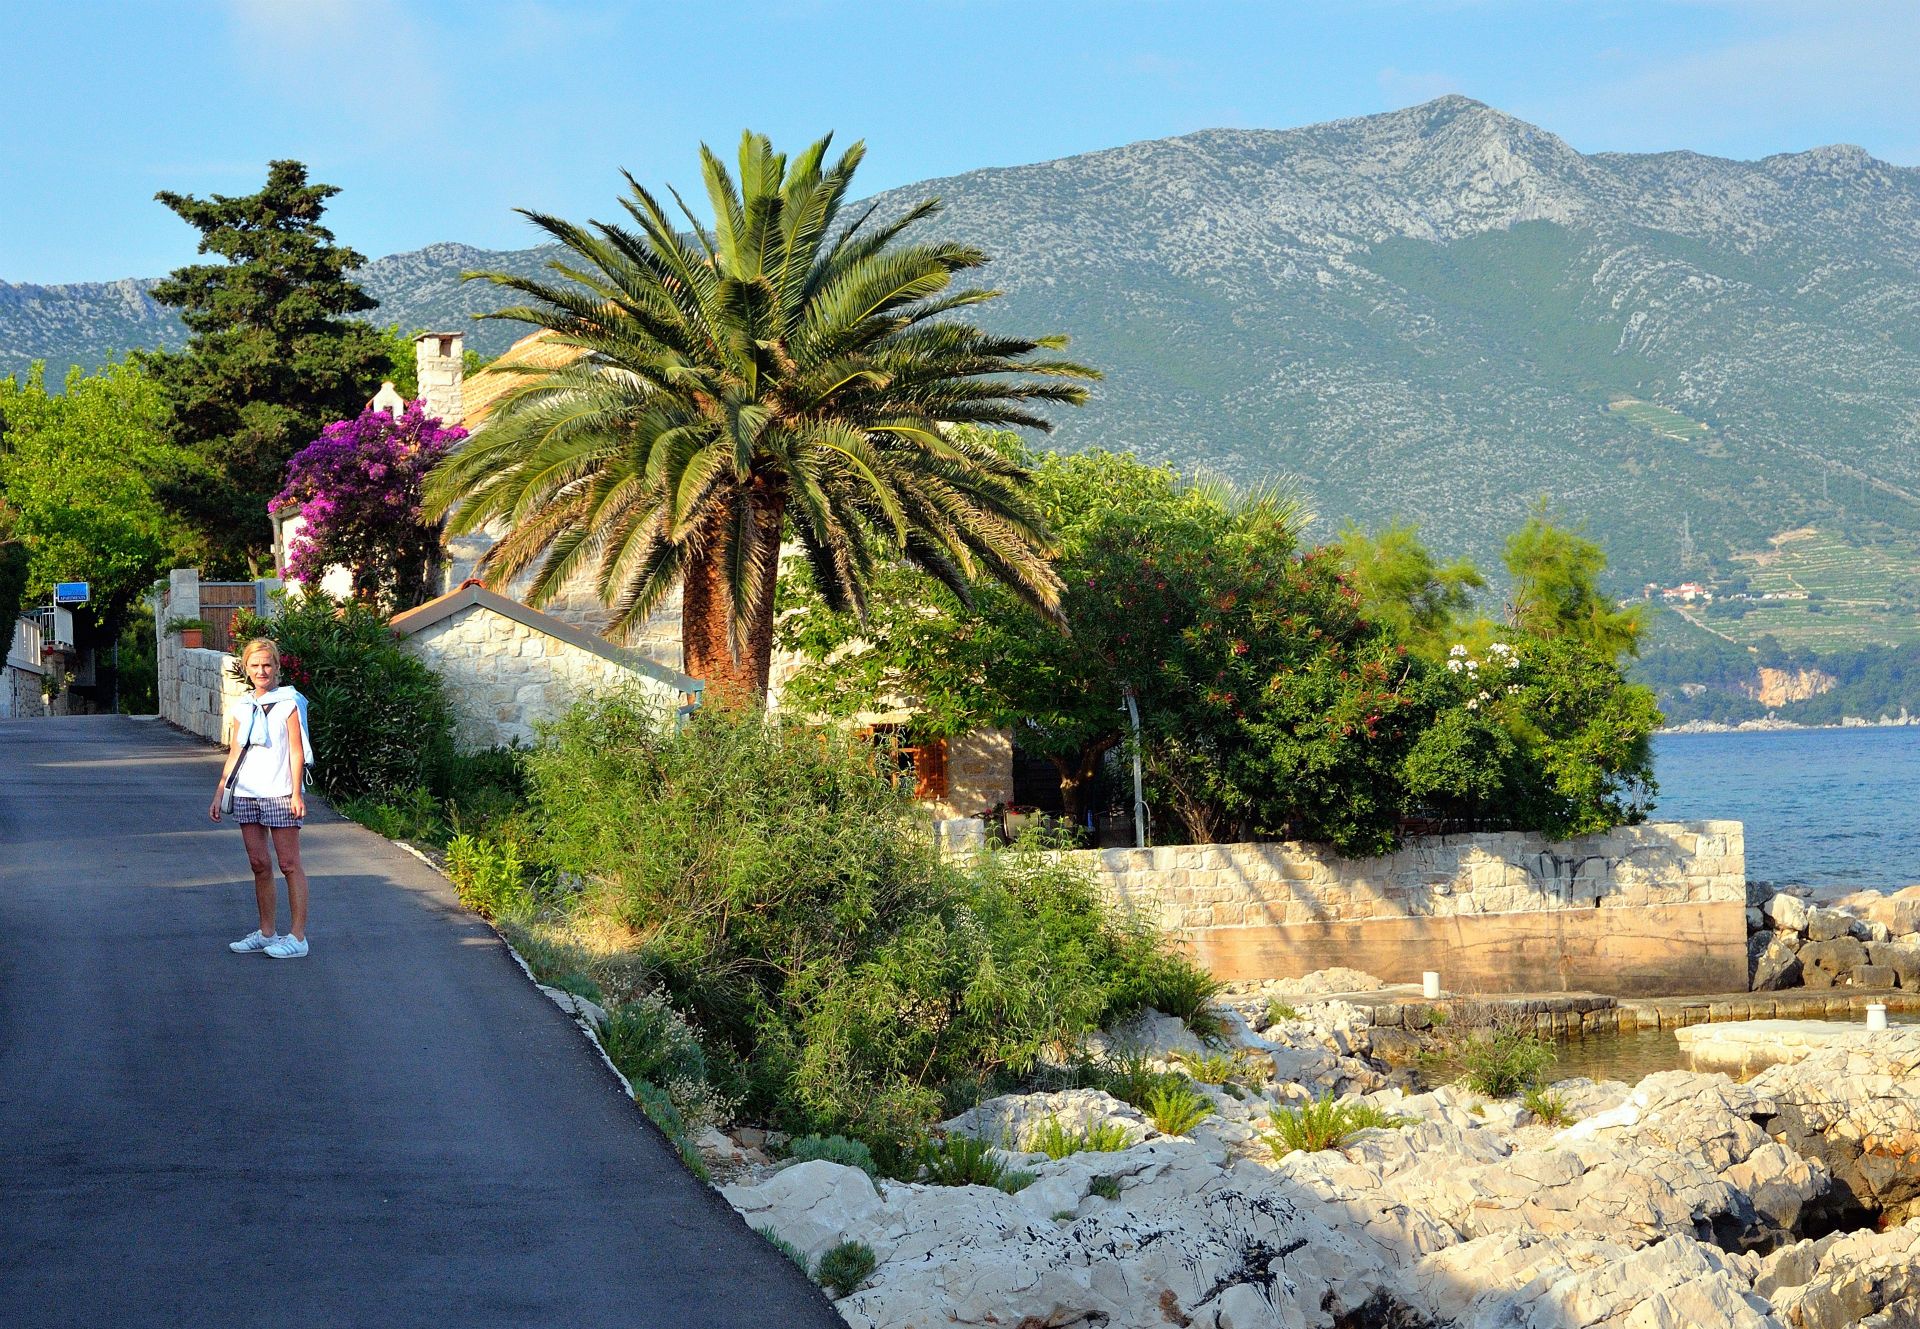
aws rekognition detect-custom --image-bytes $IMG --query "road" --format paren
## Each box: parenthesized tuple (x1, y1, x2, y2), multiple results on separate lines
(0, 716, 842, 1329)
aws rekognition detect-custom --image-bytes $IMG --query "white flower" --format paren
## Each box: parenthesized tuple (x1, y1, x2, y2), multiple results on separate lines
(1447, 659, 1464, 672)
(1488, 642, 1513, 657)
(1465, 660, 1479, 672)
(1465, 698, 1480, 711)
(1507, 684, 1520, 695)
(1449, 645, 1469, 658)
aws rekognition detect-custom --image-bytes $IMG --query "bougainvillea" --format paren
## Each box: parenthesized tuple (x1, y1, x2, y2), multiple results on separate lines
(274, 401, 465, 611)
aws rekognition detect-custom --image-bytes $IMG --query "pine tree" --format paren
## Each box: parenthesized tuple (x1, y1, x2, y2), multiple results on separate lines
(141, 161, 391, 573)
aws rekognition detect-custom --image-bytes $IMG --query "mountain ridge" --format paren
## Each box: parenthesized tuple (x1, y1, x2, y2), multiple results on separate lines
(9, 96, 1920, 599)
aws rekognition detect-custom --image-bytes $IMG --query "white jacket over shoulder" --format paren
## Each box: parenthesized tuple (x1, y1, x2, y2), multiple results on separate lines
(225, 687, 314, 799)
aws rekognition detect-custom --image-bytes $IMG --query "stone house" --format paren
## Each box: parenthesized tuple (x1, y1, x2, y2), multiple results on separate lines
(1, 616, 49, 717)
(389, 579, 699, 750)
(423, 330, 1015, 816)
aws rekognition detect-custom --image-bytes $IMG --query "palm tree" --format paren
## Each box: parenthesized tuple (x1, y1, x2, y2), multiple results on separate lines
(425, 132, 1097, 705)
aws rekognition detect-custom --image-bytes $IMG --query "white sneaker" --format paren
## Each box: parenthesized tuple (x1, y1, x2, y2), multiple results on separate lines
(264, 935, 310, 959)
(229, 930, 276, 953)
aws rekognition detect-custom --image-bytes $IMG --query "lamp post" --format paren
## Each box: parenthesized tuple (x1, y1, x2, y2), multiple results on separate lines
(1122, 686, 1147, 849)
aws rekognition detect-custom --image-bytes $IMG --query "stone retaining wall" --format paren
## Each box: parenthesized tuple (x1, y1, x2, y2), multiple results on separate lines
(1069, 821, 1748, 996)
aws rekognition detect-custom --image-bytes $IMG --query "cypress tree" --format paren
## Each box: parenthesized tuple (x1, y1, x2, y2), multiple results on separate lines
(141, 160, 390, 573)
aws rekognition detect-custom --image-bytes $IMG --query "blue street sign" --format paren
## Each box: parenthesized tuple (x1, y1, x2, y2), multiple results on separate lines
(53, 582, 89, 606)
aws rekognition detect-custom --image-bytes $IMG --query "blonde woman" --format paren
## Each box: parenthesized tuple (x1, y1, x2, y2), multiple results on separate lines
(208, 637, 315, 959)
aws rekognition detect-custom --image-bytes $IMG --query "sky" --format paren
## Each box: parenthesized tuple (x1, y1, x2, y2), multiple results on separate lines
(5, 0, 1919, 284)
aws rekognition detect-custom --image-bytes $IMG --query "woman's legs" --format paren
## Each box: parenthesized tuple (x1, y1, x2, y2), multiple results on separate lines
(271, 826, 308, 940)
(240, 823, 276, 936)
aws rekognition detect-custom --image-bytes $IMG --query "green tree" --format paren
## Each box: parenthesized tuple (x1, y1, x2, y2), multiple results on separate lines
(426, 132, 1095, 705)
(0, 502, 28, 643)
(779, 447, 1205, 822)
(1335, 521, 1483, 652)
(1505, 512, 1645, 659)
(0, 362, 191, 624)
(140, 160, 391, 573)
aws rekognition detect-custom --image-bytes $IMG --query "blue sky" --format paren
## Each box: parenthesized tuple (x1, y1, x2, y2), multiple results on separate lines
(6, 0, 1919, 284)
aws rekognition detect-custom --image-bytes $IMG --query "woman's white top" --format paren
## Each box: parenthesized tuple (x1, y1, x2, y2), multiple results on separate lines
(229, 689, 309, 799)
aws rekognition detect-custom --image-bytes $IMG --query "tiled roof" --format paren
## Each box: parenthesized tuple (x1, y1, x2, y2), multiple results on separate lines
(459, 330, 589, 429)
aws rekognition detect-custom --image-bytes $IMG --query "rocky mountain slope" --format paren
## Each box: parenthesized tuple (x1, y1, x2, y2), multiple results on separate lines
(11, 95, 1920, 585)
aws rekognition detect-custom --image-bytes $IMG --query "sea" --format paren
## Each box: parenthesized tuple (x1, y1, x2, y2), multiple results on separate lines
(1651, 726, 1920, 893)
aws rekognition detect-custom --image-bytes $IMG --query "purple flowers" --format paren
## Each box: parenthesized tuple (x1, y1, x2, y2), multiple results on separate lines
(275, 400, 466, 609)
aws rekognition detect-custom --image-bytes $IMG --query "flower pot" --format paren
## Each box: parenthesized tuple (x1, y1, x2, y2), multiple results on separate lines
(179, 629, 204, 650)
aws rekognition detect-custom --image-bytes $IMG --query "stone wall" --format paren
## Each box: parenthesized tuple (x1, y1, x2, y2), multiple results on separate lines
(397, 599, 690, 750)
(1067, 821, 1748, 997)
(2, 617, 46, 718)
(928, 728, 1014, 820)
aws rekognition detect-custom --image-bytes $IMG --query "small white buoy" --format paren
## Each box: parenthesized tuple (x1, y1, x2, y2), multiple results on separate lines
(1867, 1003, 1889, 1031)
(1422, 971, 1442, 1000)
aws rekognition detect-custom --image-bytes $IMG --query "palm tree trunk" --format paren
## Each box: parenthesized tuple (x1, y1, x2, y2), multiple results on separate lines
(682, 478, 786, 708)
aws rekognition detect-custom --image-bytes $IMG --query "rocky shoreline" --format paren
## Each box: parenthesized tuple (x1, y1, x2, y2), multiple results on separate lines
(712, 971, 1920, 1329)
(1660, 713, 1920, 735)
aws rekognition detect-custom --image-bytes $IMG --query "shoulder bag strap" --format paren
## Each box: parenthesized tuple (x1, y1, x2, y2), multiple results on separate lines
(224, 703, 262, 793)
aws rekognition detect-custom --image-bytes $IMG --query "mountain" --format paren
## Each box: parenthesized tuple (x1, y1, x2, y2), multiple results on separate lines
(10, 95, 1920, 593)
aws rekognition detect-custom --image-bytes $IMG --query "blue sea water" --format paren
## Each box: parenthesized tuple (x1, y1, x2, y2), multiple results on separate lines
(1650, 727, 1920, 892)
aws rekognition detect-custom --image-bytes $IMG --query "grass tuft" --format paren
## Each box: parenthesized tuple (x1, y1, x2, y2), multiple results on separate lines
(1262, 1094, 1413, 1156)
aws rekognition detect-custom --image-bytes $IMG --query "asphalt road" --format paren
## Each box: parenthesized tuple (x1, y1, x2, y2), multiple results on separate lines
(0, 716, 843, 1329)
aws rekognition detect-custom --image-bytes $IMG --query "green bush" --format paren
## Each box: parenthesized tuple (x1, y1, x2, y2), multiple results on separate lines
(1265, 1002, 1302, 1026)
(815, 1240, 877, 1298)
(1522, 1086, 1576, 1127)
(1263, 1095, 1413, 1156)
(1087, 1175, 1122, 1201)
(433, 744, 529, 833)
(524, 696, 1202, 1157)
(601, 992, 710, 1093)
(915, 1135, 1033, 1192)
(1022, 1115, 1137, 1159)
(786, 1134, 878, 1176)
(634, 1078, 708, 1181)
(445, 832, 530, 920)
(338, 786, 445, 843)
(1143, 1082, 1213, 1136)
(1462, 1029, 1558, 1098)
(233, 593, 452, 803)
(1095, 1050, 1187, 1110)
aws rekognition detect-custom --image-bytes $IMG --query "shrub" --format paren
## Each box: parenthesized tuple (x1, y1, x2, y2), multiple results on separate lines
(754, 1227, 809, 1273)
(1263, 1095, 1413, 1156)
(1171, 1049, 1241, 1085)
(603, 995, 708, 1085)
(916, 1135, 1033, 1192)
(634, 1079, 708, 1182)
(1023, 1115, 1137, 1159)
(1087, 1175, 1122, 1201)
(524, 696, 1200, 1156)
(496, 919, 599, 1000)
(233, 592, 452, 803)
(1461, 1029, 1558, 1098)
(1522, 1087, 1576, 1127)
(434, 744, 528, 833)
(815, 1240, 877, 1298)
(338, 786, 445, 843)
(1130, 959, 1224, 1036)
(445, 832, 531, 920)
(1265, 1001, 1301, 1026)
(1095, 1050, 1186, 1110)
(786, 1134, 878, 1177)
(1144, 1082, 1213, 1136)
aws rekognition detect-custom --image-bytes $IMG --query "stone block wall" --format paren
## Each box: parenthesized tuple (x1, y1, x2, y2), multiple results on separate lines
(1064, 821, 1748, 997)
(399, 603, 687, 750)
(928, 728, 1015, 819)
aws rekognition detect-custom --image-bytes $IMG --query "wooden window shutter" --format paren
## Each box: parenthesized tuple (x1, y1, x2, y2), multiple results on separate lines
(912, 737, 949, 801)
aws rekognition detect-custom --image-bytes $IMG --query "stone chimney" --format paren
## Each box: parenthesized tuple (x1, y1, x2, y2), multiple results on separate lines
(414, 331, 465, 425)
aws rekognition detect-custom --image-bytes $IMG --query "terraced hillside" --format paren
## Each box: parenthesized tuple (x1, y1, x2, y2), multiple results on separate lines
(1672, 528, 1920, 649)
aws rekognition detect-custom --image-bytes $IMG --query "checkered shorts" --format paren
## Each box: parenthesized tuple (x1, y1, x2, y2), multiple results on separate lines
(234, 795, 304, 828)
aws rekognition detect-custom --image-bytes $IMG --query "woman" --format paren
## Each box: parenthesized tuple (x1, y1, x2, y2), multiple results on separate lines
(209, 637, 314, 959)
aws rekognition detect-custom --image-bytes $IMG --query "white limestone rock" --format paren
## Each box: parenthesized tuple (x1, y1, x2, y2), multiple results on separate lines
(941, 1088, 1150, 1149)
(1762, 1220, 1920, 1329)
(1765, 893, 1811, 935)
(721, 1160, 884, 1261)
